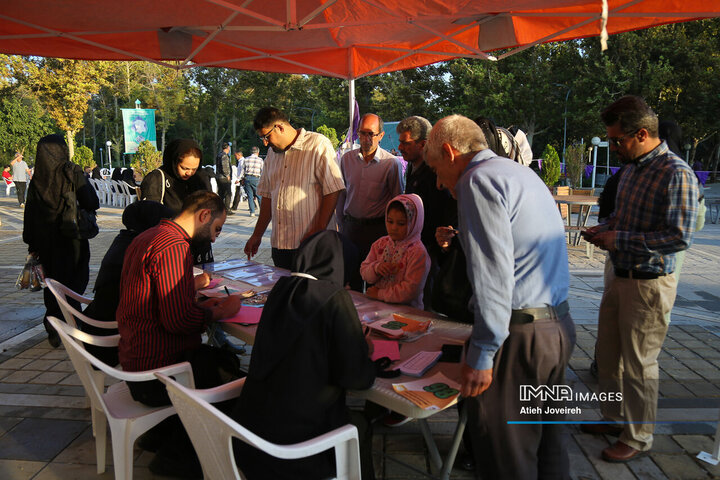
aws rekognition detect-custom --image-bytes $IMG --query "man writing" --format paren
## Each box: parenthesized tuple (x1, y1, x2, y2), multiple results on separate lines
(117, 191, 242, 406)
(425, 115, 575, 479)
(337, 113, 402, 289)
(244, 107, 344, 269)
(583, 96, 698, 462)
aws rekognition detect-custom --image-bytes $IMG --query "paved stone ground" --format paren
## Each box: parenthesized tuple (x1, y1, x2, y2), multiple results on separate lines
(0, 186, 719, 480)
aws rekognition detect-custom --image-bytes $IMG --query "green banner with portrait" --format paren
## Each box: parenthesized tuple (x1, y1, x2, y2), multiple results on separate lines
(121, 108, 157, 154)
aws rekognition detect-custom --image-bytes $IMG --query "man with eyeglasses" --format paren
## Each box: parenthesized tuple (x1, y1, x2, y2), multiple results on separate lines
(582, 96, 698, 463)
(244, 107, 344, 270)
(396, 115, 456, 310)
(337, 113, 402, 290)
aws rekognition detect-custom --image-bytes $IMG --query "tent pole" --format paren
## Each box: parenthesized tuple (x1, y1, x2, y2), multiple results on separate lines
(348, 78, 355, 145)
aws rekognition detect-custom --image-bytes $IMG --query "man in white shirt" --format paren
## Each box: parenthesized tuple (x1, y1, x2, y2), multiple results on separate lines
(230, 150, 245, 211)
(243, 107, 345, 269)
(11, 152, 31, 207)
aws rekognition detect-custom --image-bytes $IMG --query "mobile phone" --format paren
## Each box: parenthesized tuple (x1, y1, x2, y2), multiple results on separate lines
(440, 344, 463, 363)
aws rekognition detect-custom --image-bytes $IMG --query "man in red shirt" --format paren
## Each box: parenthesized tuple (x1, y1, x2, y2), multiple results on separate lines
(118, 191, 241, 405)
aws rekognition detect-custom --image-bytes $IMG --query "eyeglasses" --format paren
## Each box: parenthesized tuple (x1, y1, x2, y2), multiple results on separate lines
(358, 130, 381, 138)
(608, 130, 638, 147)
(258, 125, 278, 142)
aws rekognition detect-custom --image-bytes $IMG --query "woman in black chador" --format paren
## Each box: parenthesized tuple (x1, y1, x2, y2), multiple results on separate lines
(232, 230, 376, 480)
(23, 134, 99, 346)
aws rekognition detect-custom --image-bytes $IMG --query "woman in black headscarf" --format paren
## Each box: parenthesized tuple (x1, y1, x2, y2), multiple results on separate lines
(140, 139, 213, 262)
(23, 134, 100, 347)
(232, 230, 376, 480)
(110, 167, 123, 181)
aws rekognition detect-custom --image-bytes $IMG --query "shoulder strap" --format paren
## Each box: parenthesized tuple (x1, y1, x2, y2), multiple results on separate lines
(159, 168, 166, 204)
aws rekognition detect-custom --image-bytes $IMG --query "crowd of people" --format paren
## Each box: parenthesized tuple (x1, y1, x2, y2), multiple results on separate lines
(20, 94, 703, 479)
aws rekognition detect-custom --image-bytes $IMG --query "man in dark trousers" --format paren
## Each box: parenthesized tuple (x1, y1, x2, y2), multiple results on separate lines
(426, 115, 575, 479)
(215, 142, 234, 214)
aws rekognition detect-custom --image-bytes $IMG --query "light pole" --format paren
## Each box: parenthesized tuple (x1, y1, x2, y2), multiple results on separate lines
(554, 84, 571, 164)
(99, 148, 103, 170)
(106, 140, 112, 170)
(684, 143, 691, 163)
(296, 106, 317, 131)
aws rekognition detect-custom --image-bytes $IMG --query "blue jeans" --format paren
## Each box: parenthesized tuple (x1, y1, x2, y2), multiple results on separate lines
(244, 176, 260, 214)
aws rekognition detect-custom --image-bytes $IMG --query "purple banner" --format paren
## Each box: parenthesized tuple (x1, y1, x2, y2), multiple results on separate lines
(696, 171, 709, 186)
(584, 165, 593, 178)
(610, 167, 620, 175)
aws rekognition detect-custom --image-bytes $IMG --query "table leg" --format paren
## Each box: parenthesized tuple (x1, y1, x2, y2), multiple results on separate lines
(419, 419, 443, 471)
(439, 403, 467, 480)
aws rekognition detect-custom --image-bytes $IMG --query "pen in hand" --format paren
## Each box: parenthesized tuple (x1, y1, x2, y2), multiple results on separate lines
(224, 286, 230, 296)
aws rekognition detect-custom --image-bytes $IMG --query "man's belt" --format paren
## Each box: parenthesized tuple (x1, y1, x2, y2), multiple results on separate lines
(343, 214, 385, 226)
(614, 268, 668, 280)
(510, 301, 570, 325)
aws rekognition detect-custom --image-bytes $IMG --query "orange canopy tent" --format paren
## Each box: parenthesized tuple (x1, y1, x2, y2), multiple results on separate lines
(1, 0, 718, 127)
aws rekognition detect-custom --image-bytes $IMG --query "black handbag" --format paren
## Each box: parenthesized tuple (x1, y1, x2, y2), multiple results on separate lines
(59, 166, 99, 240)
(431, 242, 474, 324)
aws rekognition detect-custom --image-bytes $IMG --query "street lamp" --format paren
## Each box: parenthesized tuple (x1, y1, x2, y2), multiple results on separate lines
(106, 140, 112, 169)
(554, 84, 572, 163)
(295, 106, 317, 131)
(684, 143, 691, 163)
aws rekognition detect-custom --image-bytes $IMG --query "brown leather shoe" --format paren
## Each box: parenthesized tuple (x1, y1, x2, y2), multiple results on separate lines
(580, 423, 623, 436)
(602, 441, 647, 463)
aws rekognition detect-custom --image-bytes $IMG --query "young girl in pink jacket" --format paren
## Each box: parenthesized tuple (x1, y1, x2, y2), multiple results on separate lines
(360, 193, 430, 309)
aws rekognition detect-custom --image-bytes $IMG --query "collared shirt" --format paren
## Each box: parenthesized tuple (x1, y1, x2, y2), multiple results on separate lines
(456, 150, 569, 371)
(117, 219, 211, 372)
(244, 154, 264, 177)
(612, 141, 698, 274)
(339, 146, 402, 219)
(257, 129, 345, 250)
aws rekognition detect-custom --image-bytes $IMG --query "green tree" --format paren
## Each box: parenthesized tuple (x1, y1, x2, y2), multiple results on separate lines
(540, 145, 561, 187)
(72, 145, 94, 169)
(564, 144, 586, 188)
(316, 125, 340, 150)
(131, 140, 162, 177)
(30, 59, 107, 159)
(0, 95, 54, 161)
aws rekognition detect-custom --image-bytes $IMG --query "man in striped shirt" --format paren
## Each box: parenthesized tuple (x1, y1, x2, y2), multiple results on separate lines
(244, 107, 345, 269)
(583, 96, 698, 463)
(118, 191, 242, 406)
(242, 146, 264, 217)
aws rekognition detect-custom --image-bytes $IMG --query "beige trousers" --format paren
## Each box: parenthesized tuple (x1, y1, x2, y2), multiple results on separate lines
(596, 272, 676, 451)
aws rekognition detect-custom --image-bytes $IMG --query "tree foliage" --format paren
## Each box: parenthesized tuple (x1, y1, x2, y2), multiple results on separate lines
(29, 59, 107, 159)
(131, 140, 162, 177)
(316, 125, 340, 149)
(72, 145, 94, 169)
(540, 145, 561, 187)
(564, 144, 587, 188)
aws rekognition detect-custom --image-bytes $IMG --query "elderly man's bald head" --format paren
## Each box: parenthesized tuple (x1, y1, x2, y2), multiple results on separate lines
(424, 115, 488, 198)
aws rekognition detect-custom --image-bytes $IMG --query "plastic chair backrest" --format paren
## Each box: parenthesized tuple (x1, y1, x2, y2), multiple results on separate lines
(47, 316, 194, 480)
(156, 373, 361, 480)
(45, 278, 116, 330)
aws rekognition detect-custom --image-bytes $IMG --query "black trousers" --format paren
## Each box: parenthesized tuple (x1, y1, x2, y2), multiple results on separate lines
(15, 181, 26, 205)
(271, 248, 298, 271)
(467, 312, 576, 480)
(216, 177, 232, 210)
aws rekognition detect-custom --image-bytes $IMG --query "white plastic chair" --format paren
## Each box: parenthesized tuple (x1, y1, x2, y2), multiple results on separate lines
(45, 278, 117, 331)
(5, 180, 15, 196)
(48, 317, 195, 480)
(120, 181, 138, 205)
(156, 373, 362, 480)
(88, 178, 107, 205)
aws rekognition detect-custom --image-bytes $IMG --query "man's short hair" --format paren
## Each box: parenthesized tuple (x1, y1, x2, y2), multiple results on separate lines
(427, 115, 488, 158)
(253, 107, 289, 130)
(601, 95, 659, 137)
(234, 151, 243, 157)
(181, 191, 226, 218)
(396, 116, 432, 141)
(222, 142, 230, 150)
(251, 146, 260, 154)
(360, 113, 384, 133)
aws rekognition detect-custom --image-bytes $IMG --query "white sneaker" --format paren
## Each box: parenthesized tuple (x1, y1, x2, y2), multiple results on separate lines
(250, 213, 256, 217)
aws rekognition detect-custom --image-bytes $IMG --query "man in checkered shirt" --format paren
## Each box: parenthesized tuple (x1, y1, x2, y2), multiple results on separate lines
(583, 95, 699, 463)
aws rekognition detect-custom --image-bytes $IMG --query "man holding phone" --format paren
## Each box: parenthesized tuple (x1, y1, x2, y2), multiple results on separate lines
(582, 96, 698, 463)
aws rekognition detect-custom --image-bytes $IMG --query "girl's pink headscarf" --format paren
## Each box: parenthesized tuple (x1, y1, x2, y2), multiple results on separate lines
(385, 193, 424, 245)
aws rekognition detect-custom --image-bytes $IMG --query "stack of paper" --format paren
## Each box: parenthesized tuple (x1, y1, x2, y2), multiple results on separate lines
(392, 373, 461, 411)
